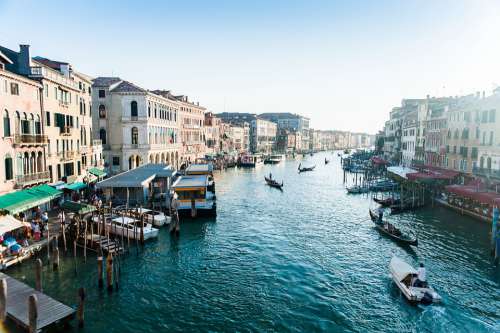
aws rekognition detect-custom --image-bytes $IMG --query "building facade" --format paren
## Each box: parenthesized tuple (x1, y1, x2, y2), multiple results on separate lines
(259, 113, 310, 152)
(250, 118, 277, 153)
(93, 79, 181, 174)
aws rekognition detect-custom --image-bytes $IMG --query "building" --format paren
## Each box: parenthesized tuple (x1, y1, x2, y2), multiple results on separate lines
(0, 50, 48, 195)
(204, 112, 221, 155)
(259, 113, 310, 152)
(401, 110, 417, 167)
(93, 79, 181, 174)
(0, 44, 103, 186)
(230, 125, 245, 152)
(250, 118, 277, 153)
(175, 95, 206, 164)
(424, 104, 448, 167)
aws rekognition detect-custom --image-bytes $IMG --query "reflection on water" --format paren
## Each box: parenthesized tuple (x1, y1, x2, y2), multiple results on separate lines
(5, 152, 500, 332)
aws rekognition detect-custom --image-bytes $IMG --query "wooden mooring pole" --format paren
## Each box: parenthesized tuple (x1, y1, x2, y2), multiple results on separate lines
(77, 287, 85, 328)
(35, 258, 42, 292)
(28, 294, 38, 333)
(0, 278, 6, 322)
(106, 252, 113, 292)
(52, 246, 59, 271)
(97, 256, 103, 289)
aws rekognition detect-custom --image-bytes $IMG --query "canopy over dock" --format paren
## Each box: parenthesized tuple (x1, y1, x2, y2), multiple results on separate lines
(0, 185, 62, 214)
(97, 164, 175, 189)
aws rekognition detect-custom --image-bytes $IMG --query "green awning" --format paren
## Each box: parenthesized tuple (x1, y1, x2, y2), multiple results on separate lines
(60, 201, 96, 214)
(65, 182, 87, 191)
(89, 168, 106, 177)
(0, 184, 62, 215)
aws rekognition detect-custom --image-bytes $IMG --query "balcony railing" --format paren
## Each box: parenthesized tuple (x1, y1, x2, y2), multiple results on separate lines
(92, 139, 102, 146)
(16, 171, 50, 186)
(473, 167, 500, 179)
(29, 66, 46, 77)
(58, 150, 76, 161)
(59, 100, 70, 108)
(14, 134, 48, 145)
(59, 126, 73, 136)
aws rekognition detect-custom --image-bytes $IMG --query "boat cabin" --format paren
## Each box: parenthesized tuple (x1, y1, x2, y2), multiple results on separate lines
(185, 163, 214, 176)
(172, 175, 216, 216)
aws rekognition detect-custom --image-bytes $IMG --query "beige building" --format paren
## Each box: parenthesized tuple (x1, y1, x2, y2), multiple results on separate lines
(250, 118, 277, 153)
(176, 95, 206, 164)
(204, 112, 221, 155)
(93, 80, 181, 174)
(0, 50, 48, 195)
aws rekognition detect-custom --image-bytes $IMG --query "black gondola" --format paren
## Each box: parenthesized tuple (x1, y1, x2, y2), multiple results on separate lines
(325, 158, 330, 165)
(373, 197, 400, 207)
(298, 163, 316, 173)
(368, 209, 418, 246)
(264, 176, 283, 190)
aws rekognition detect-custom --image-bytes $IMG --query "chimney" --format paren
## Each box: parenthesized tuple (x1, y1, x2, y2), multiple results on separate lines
(18, 44, 31, 75)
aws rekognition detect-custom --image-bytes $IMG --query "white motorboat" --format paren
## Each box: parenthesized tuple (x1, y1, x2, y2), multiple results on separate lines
(389, 256, 442, 304)
(136, 208, 171, 227)
(94, 215, 159, 240)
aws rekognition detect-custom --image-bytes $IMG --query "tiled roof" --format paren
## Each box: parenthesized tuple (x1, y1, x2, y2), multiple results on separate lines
(110, 80, 147, 93)
(92, 76, 122, 87)
(32, 56, 69, 70)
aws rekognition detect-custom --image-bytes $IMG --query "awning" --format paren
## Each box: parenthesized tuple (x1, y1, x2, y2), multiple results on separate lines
(0, 215, 26, 234)
(0, 185, 62, 215)
(60, 201, 96, 214)
(89, 168, 106, 178)
(65, 182, 87, 191)
(445, 184, 500, 205)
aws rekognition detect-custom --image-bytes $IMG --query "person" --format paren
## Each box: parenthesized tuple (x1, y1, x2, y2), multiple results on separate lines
(377, 206, 384, 223)
(269, 172, 272, 180)
(41, 211, 49, 224)
(33, 222, 41, 241)
(415, 263, 427, 288)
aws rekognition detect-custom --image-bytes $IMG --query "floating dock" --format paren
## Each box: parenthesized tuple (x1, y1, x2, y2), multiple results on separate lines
(0, 272, 75, 330)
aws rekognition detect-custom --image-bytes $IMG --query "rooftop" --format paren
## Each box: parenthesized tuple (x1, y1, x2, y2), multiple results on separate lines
(96, 164, 176, 188)
(172, 175, 208, 188)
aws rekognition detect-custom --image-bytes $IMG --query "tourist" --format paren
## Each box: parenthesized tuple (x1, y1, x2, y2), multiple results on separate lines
(415, 263, 427, 287)
(33, 222, 41, 241)
(41, 211, 49, 224)
(377, 206, 384, 223)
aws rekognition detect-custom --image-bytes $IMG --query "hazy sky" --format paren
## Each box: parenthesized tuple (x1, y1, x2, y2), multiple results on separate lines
(2, 0, 500, 133)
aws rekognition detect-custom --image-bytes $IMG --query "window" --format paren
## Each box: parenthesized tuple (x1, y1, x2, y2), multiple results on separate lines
(46, 111, 51, 126)
(471, 147, 478, 159)
(98, 90, 105, 98)
(3, 110, 10, 137)
(131, 101, 138, 118)
(112, 156, 120, 166)
(131, 127, 139, 144)
(490, 131, 494, 146)
(99, 128, 107, 145)
(4, 156, 13, 180)
(99, 104, 106, 118)
(482, 110, 488, 123)
(476, 127, 480, 139)
(44, 84, 48, 97)
(10, 83, 19, 95)
(489, 109, 496, 123)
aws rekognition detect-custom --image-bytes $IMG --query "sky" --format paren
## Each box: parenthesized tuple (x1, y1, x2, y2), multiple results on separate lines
(2, 0, 500, 133)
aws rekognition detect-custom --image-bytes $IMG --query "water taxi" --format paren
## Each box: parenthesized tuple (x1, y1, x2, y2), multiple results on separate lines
(135, 208, 171, 227)
(389, 256, 441, 304)
(264, 154, 284, 164)
(239, 154, 263, 167)
(172, 175, 216, 217)
(93, 215, 159, 240)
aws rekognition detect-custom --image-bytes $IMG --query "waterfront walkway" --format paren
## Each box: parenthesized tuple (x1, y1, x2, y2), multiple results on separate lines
(0, 272, 75, 330)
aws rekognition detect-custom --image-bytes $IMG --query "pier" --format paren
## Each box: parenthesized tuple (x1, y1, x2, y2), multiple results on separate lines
(0, 272, 75, 331)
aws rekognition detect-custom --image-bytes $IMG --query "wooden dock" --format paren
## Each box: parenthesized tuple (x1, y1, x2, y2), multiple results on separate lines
(77, 233, 124, 254)
(0, 272, 75, 330)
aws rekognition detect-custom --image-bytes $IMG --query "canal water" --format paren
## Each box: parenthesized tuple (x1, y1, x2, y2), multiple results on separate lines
(5, 152, 500, 332)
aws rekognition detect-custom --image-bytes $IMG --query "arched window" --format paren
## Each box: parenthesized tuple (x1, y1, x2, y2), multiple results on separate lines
(131, 127, 138, 144)
(3, 110, 10, 137)
(15, 111, 20, 135)
(148, 102, 151, 117)
(99, 128, 107, 145)
(21, 112, 29, 134)
(131, 101, 138, 118)
(4, 155, 13, 180)
(99, 105, 106, 118)
(35, 115, 41, 135)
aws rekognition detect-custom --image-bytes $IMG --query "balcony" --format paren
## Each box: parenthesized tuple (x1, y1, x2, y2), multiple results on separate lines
(92, 139, 102, 146)
(58, 150, 76, 161)
(29, 66, 46, 77)
(473, 167, 500, 179)
(13, 134, 48, 146)
(59, 126, 73, 136)
(16, 171, 50, 187)
(58, 100, 70, 108)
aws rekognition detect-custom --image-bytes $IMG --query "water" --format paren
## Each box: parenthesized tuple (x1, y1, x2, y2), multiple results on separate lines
(5, 152, 500, 332)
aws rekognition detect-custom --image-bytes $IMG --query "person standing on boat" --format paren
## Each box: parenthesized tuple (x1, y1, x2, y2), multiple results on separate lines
(269, 172, 272, 180)
(377, 206, 384, 223)
(415, 263, 427, 287)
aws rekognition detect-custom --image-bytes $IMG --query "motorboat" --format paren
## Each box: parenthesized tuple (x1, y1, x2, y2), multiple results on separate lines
(264, 154, 284, 164)
(97, 216, 159, 240)
(136, 208, 171, 227)
(346, 185, 369, 194)
(389, 256, 442, 304)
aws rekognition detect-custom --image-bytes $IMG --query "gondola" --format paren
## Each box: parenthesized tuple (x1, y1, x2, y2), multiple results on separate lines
(369, 209, 418, 246)
(298, 163, 315, 173)
(325, 158, 330, 165)
(264, 176, 283, 189)
(373, 197, 400, 207)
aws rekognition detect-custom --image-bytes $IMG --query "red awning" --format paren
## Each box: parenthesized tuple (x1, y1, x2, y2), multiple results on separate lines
(371, 156, 388, 165)
(445, 184, 500, 205)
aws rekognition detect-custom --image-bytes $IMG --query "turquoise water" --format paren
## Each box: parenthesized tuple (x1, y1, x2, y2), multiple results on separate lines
(6, 152, 500, 332)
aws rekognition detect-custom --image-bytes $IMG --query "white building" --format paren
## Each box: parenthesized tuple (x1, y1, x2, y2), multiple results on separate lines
(250, 118, 277, 153)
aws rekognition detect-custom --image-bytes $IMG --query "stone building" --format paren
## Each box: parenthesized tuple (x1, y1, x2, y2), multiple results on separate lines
(250, 118, 277, 153)
(204, 112, 221, 155)
(93, 79, 181, 174)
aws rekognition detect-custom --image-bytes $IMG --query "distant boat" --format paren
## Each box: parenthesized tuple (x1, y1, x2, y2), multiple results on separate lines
(346, 185, 368, 194)
(369, 209, 418, 246)
(298, 163, 315, 173)
(373, 197, 400, 207)
(264, 176, 283, 190)
(264, 154, 284, 164)
(325, 158, 330, 165)
(389, 256, 442, 304)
